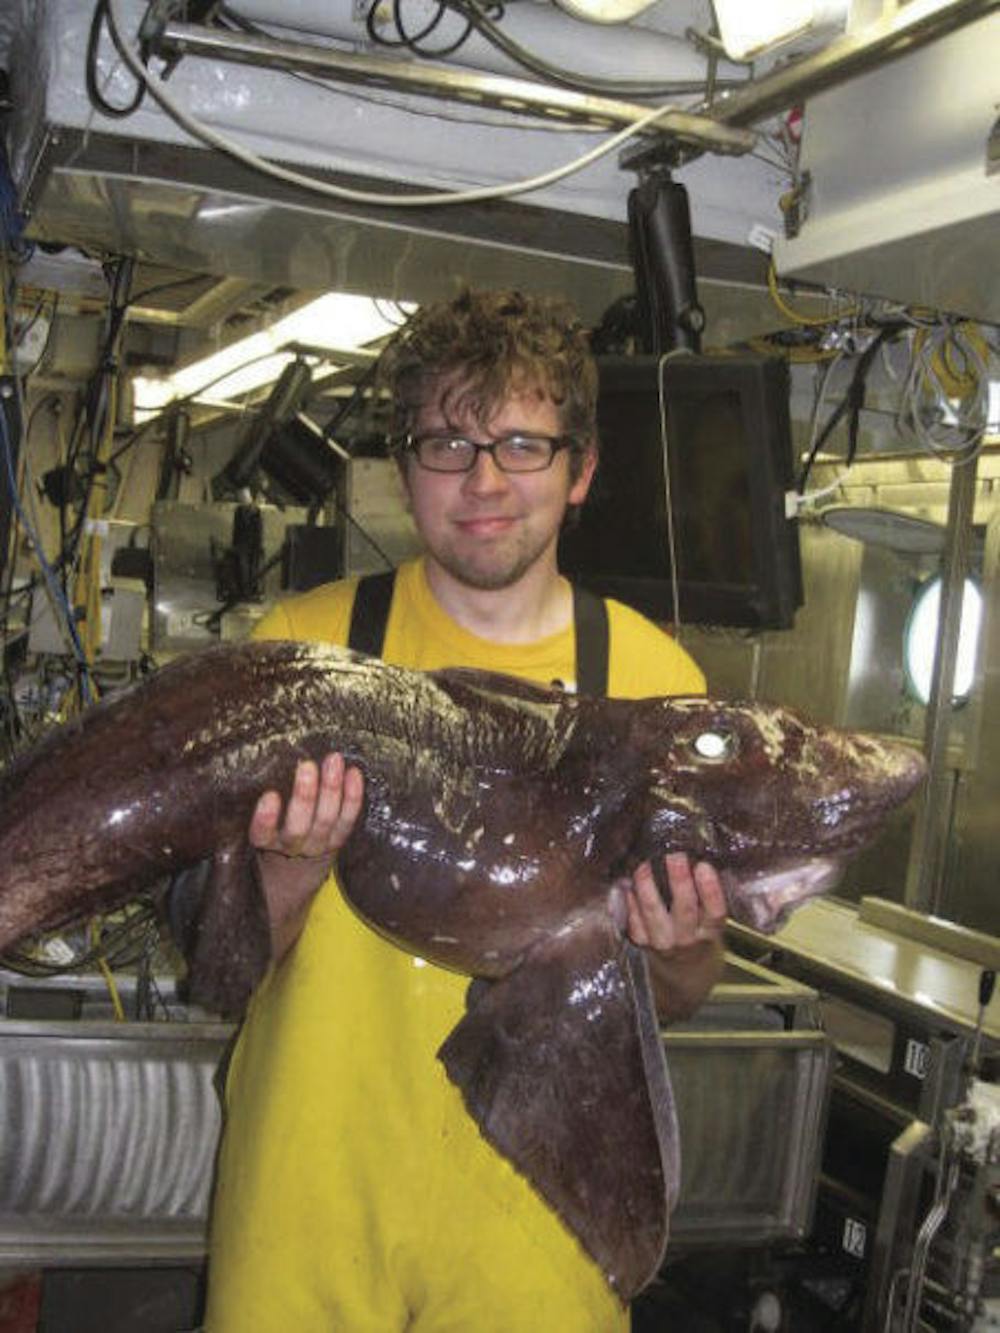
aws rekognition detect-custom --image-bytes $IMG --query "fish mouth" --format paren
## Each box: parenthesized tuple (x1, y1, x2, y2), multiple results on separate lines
(720, 857, 844, 934)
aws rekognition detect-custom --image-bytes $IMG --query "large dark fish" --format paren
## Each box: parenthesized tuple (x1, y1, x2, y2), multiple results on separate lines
(0, 641, 925, 1299)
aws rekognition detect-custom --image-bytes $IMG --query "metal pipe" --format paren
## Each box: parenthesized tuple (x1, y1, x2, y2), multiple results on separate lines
(904, 449, 981, 914)
(229, 0, 747, 89)
(704, 0, 998, 129)
(129, 276, 261, 329)
(158, 22, 754, 152)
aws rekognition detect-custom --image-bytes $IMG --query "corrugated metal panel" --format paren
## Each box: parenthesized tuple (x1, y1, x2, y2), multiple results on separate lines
(0, 1020, 231, 1265)
(668, 1032, 832, 1243)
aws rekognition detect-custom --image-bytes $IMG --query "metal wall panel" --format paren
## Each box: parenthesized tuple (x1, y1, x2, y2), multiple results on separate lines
(679, 523, 863, 722)
(947, 510, 1000, 933)
(685, 479, 1000, 932)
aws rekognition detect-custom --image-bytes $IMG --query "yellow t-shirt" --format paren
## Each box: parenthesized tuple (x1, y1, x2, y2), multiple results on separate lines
(204, 558, 705, 1333)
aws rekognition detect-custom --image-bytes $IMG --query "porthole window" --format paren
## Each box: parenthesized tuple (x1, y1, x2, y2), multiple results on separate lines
(903, 574, 983, 706)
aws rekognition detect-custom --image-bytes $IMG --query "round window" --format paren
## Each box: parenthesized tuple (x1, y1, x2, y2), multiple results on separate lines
(903, 575, 983, 705)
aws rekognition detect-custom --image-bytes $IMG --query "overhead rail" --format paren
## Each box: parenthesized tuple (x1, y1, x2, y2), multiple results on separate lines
(154, 22, 754, 155)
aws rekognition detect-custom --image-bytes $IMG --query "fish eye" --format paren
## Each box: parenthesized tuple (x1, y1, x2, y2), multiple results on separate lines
(692, 730, 735, 761)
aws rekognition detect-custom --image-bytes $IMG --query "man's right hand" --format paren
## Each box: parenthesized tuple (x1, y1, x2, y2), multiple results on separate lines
(251, 754, 365, 962)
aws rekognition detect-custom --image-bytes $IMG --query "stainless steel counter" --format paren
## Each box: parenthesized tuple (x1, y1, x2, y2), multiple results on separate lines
(729, 895, 1000, 1041)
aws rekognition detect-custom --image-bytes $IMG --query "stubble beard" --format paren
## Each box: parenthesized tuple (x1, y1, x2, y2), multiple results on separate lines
(431, 528, 555, 592)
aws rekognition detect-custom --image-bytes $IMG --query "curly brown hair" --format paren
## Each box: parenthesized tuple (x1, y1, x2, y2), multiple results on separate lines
(376, 288, 598, 449)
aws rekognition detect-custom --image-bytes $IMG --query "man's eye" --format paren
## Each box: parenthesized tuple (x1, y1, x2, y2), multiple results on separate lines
(427, 437, 467, 456)
(503, 436, 547, 457)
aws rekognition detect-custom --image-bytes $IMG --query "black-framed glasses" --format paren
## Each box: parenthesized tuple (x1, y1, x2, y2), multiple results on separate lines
(402, 432, 577, 474)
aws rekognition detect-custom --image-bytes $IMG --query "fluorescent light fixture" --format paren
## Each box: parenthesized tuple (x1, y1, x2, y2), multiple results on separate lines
(132, 294, 414, 419)
(711, 0, 850, 60)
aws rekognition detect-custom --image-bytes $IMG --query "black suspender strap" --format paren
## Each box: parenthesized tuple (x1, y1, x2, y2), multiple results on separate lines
(347, 570, 396, 657)
(349, 568, 608, 696)
(572, 584, 609, 698)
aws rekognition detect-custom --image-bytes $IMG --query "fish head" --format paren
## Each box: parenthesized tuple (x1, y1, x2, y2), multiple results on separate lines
(632, 697, 927, 933)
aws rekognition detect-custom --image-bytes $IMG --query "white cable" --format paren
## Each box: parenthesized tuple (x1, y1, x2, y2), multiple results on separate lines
(899, 323, 992, 462)
(105, 0, 693, 208)
(797, 472, 846, 507)
(656, 347, 694, 631)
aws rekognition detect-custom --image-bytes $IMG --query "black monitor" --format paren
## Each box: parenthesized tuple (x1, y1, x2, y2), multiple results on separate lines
(559, 353, 803, 630)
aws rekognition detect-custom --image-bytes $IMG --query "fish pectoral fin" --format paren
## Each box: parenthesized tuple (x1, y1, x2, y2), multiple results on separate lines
(174, 840, 271, 1019)
(438, 915, 678, 1302)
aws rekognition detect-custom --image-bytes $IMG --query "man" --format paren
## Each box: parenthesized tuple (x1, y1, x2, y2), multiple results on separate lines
(204, 289, 726, 1332)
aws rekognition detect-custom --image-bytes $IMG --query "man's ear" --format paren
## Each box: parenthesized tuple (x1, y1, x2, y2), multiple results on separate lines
(568, 446, 597, 507)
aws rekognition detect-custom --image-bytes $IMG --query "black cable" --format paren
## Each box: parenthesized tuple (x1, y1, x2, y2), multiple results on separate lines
(365, 0, 452, 49)
(797, 321, 909, 494)
(220, 3, 586, 131)
(392, 0, 475, 59)
(198, 540, 293, 634)
(129, 274, 210, 306)
(438, 0, 730, 99)
(0, 392, 60, 749)
(365, 0, 408, 48)
(101, 347, 346, 510)
(17, 299, 59, 381)
(412, 11, 475, 58)
(53, 259, 134, 598)
(106, 411, 166, 469)
(0, 900, 160, 977)
(394, 0, 469, 54)
(392, 0, 449, 48)
(332, 494, 396, 571)
(321, 360, 380, 444)
(13, 293, 50, 346)
(86, 0, 146, 118)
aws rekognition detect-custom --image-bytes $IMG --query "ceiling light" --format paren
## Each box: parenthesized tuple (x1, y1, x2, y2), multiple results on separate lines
(711, 0, 850, 61)
(132, 294, 414, 420)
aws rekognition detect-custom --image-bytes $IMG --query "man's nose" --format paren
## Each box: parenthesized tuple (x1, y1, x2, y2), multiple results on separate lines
(462, 447, 509, 493)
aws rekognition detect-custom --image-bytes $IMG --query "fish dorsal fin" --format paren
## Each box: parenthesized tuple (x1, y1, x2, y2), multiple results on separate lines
(438, 912, 678, 1300)
(428, 667, 579, 774)
(431, 667, 561, 705)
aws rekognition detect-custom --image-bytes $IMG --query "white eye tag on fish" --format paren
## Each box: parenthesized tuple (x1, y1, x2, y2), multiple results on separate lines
(692, 730, 733, 761)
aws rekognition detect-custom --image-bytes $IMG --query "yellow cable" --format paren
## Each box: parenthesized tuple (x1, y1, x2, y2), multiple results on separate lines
(71, 369, 121, 700)
(90, 919, 126, 1022)
(935, 323, 989, 397)
(767, 260, 858, 328)
(746, 335, 838, 364)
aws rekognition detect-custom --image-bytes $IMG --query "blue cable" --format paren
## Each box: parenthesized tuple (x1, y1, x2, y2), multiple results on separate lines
(0, 391, 94, 701)
(0, 143, 32, 262)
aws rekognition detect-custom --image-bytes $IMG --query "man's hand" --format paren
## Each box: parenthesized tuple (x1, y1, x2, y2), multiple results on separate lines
(626, 852, 727, 1022)
(252, 754, 365, 962)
